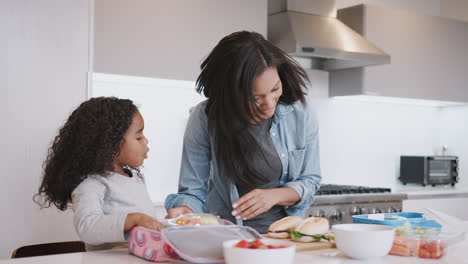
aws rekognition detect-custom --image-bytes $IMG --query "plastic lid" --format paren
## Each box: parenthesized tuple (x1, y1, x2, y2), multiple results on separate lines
(162, 225, 262, 263)
(168, 213, 224, 227)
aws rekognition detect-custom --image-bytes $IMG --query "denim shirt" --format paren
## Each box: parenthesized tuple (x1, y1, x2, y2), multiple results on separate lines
(165, 99, 322, 225)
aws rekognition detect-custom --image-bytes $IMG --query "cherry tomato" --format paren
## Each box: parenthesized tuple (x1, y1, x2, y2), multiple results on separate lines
(234, 240, 250, 249)
(251, 239, 264, 249)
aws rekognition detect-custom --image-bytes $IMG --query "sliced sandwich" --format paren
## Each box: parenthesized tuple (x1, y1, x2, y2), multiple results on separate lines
(290, 217, 330, 242)
(267, 216, 303, 239)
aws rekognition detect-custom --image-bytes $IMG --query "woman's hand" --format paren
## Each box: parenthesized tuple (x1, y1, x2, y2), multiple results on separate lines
(124, 213, 164, 231)
(232, 187, 300, 220)
(165, 205, 194, 219)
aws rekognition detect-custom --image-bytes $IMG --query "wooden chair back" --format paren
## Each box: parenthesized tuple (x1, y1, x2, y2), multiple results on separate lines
(11, 241, 86, 258)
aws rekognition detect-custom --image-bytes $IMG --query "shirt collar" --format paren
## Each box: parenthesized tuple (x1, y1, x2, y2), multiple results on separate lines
(272, 103, 294, 125)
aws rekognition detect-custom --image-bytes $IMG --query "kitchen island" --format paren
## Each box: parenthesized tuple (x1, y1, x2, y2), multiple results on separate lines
(1, 238, 466, 264)
(396, 184, 468, 220)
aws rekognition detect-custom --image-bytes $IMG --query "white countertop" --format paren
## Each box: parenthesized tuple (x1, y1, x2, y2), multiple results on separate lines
(392, 184, 468, 200)
(2, 239, 467, 264)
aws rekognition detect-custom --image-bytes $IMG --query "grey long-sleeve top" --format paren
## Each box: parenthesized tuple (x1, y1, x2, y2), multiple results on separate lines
(71, 171, 157, 245)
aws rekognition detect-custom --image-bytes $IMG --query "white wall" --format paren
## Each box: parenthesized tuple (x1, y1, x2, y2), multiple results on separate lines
(306, 70, 468, 189)
(1, 0, 90, 259)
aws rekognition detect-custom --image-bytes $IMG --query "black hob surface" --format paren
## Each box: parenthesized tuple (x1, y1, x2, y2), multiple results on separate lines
(316, 184, 391, 195)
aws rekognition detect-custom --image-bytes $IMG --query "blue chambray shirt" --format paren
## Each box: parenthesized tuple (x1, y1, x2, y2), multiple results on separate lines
(165, 99, 321, 225)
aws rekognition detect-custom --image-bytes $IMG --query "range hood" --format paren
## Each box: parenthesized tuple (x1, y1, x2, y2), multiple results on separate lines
(268, 0, 390, 70)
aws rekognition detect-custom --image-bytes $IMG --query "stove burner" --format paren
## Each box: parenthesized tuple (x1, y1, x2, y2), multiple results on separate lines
(316, 184, 391, 195)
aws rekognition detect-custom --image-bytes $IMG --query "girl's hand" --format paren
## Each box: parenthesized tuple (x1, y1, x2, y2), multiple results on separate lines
(165, 205, 193, 219)
(232, 187, 300, 220)
(125, 213, 164, 231)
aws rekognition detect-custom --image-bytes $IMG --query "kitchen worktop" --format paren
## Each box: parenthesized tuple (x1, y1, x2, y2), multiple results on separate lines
(2, 239, 467, 264)
(393, 184, 468, 200)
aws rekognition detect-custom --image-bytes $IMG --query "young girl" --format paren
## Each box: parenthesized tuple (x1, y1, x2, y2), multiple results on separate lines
(35, 97, 163, 250)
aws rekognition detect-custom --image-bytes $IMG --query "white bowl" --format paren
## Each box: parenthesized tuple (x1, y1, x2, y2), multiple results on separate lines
(223, 239, 296, 264)
(333, 224, 395, 259)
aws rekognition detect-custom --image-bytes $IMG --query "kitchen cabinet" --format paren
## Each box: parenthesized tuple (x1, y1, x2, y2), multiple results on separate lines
(94, 0, 267, 81)
(403, 197, 468, 221)
(329, 4, 468, 103)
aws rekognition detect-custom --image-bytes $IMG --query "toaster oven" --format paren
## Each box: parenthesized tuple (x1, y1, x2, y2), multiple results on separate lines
(399, 156, 459, 186)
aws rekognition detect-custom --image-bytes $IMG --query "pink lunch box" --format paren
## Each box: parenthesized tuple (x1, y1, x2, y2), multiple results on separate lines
(128, 226, 181, 262)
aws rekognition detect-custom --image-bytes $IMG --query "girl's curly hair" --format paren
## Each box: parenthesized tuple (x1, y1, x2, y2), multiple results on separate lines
(34, 97, 139, 211)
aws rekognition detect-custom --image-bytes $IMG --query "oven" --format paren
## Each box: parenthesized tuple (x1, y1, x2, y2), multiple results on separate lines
(306, 184, 408, 225)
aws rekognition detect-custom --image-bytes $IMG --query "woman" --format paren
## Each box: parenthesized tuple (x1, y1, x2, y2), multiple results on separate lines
(165, 31, 321, 233)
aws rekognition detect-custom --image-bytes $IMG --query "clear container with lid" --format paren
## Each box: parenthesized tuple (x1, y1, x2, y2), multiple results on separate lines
(418, 235, 448, 259)
(389, 226, 464, 259)
(168, 213, 227, 226)
(390, 231, 421, 257)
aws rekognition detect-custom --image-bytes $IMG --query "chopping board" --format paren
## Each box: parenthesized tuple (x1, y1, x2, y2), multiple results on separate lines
(261, 234, 336, 252)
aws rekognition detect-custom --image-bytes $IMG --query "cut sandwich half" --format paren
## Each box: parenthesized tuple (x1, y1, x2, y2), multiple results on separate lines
(290, 217, 330, 242)
(267, 216, 303, 239)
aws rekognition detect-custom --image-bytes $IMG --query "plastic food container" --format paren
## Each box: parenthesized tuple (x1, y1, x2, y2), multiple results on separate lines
(129, 225, 262, 263)
(167, 213, 226, 226)
(418, 236, 448, 259)
(389, 232, 421, 257)
(388, 227, 462, 259)
(352, 212, 425, 228)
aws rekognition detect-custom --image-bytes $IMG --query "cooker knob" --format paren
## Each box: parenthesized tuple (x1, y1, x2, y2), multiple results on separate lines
(312, 210, 326, 218)
(331, 210, 343, 221)
(350, 206, 362, 215)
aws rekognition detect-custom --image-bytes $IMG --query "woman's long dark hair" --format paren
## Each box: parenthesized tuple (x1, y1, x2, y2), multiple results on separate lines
(196, 31, 309, 187)
(34, 97, 139, 211)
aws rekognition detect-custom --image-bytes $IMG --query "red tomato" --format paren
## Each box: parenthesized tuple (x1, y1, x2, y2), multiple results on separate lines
(251, 239, 264, 249)
(234, 240, 287, 250)
(419, 248, 431, 259)
(427, 241, 440, 253)
(235, 240, 250, 249)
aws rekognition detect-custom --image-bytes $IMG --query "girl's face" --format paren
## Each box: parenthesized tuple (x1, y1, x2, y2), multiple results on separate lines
(251, 66, 283, 122)
(113, 112, 150, 173)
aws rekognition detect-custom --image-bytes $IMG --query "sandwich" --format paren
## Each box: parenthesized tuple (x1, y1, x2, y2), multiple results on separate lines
(267, 216, 303, 239)
(290, 217, 330, 242)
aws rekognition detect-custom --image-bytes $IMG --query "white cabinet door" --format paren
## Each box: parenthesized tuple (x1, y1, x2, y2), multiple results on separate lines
(94, 0, 267, 81)
(403, 198, 468, 221)
(330, 4, 468, 103)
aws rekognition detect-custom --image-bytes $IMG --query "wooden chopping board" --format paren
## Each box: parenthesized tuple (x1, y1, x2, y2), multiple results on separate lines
(261, 234, 335, 252)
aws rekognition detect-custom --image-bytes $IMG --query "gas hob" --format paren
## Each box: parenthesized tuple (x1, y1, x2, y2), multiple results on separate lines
(307, 184, 408, 225)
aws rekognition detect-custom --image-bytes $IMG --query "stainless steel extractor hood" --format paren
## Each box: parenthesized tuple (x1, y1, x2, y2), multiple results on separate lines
(268, 0, 390, 70)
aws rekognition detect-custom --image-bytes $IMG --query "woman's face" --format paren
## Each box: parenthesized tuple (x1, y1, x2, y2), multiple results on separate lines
(251, 67, 283, 122)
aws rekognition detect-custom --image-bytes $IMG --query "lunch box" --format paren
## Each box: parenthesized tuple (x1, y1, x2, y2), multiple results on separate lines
(352, 212, 442, 230)
(128, 225, 262, 263)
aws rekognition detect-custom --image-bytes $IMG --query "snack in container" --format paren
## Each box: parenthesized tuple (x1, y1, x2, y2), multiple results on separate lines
(418, 236, 447, 259)
(389, 231, 421, 257)
(389, 226, 460, 259)
(168, 213, 224, 226)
